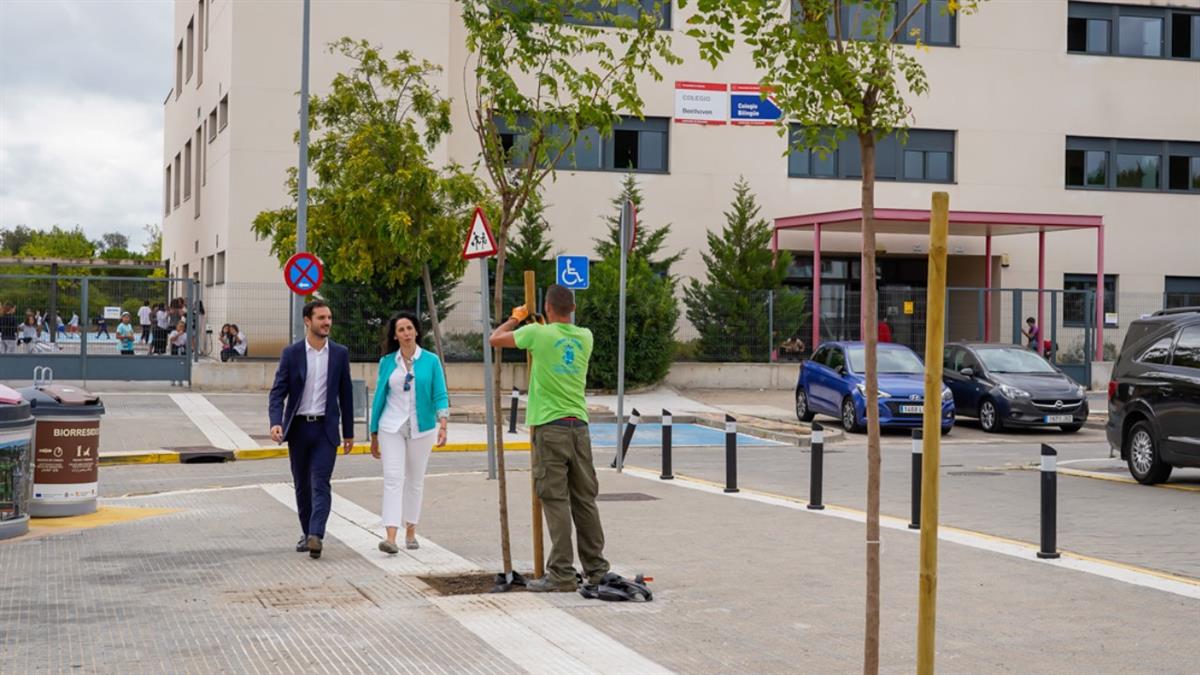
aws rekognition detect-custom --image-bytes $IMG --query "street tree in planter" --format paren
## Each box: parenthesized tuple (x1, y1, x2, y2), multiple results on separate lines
(684, 177, 805, 362)
(253, 38, 486, 358)
(460, 0, 678, 578)
(680, 1, 987, 671)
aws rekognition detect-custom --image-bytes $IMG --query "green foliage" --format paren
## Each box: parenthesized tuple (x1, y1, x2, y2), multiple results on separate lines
(576, 178, 680, 388)
(0, 225, 35, 255)
(684, 177, 807, 361)
(505, 189, 556, 288)
(595, 174, 683, 277)
(251, 38, 488, 332)
(18, 225, 95, 258)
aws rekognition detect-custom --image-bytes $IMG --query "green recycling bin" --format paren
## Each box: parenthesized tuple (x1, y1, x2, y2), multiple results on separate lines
(20, 384, 105, 517)
(0, 383, 36, 540)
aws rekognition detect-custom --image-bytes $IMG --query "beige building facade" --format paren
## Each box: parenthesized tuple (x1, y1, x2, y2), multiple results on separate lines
(163, 0, 1200, 355)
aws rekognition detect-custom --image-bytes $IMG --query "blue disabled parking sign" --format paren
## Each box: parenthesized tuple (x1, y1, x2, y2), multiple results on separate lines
(556, 255, 589, 290)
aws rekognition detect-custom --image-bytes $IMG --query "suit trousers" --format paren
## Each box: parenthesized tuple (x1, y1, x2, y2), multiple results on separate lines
(378, 429, 434, 528)
(532, 423, 611, 585)
(288, 418, 338, 538)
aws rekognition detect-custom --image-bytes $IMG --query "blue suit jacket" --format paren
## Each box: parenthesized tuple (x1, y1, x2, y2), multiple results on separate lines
(269, 339, 354, 445)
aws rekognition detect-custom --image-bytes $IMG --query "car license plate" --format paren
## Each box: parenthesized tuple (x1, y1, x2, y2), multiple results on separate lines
(900, 405, 923, 414)
(1044, 414, 1073, 423)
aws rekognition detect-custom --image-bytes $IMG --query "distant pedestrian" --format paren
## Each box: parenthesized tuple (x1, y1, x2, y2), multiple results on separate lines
(19, 315, 38, 351)
(268, 300, 355, 559)
(219, 323, 235, 361)
(369, 311, 450, 554)
(116, 312, 136, 355)
(95, 313, 109, 339)
(0, 303, 18, 353)
(1022, 317, 1040, 352)
(154, 304, 171, 354)
(68, 312, 79, 336)
(489, 284, 610, 592)
(138, 300, 152, 343)
(169, 321, 188, 356)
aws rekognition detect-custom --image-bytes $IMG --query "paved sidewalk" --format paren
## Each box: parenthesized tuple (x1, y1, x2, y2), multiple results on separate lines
(2, 456, 1196, 673)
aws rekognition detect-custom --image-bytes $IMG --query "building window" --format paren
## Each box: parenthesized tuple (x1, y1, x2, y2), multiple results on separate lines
(185, 17, 195, 82)
(1166, 276, 1200, 308)
(1064, 274, 1118, 326)
(194, 128, 202, 218)
(1068, 2, 1199, 60)
(164, 165, 172, 216)
(173, 153, 182, 208)
(204, 0, 210, 50)
(175, 40, 183, 99)
(208, 108, 218, 141)
(564, 1, 671, 29)
(201, 122, 208, 186)
(822, 1, 956, 46)
(183, 140, 192, 201)
(215, 251, 226, 284)
(788, 127, 954, 183)
(1066, 137, 1200, 194)
(205, 255, 215, 287)
(218, 95, 229, 130)
(196, 3, 204, 86)
(496, 115, 669, 173)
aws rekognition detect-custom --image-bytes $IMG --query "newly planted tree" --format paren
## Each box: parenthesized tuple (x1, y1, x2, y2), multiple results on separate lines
(460, 0, 678, 577)
(681, 1, 986, 671)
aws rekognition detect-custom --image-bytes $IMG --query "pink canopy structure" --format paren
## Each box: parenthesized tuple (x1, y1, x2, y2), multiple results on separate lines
(771, 208, 1106, 360)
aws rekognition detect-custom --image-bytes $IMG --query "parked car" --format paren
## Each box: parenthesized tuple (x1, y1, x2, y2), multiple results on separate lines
(942, 343, 1088, 433)
(795, 341, 954, 434)
(1107, 307, 1200, 484)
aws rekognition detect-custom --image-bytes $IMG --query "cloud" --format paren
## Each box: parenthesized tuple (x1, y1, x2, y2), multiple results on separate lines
(0, 0, 171, 250)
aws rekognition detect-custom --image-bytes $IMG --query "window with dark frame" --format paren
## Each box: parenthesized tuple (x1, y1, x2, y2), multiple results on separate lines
(202, 122, 208, 186)
(822, 0, 957, 46)
(185, 18, 194, 82)
(1066, 137, 1199, 193)
(194, 127, 202, 218)
(1063, 273, 1117, 326)
(495, 116, 669, 174)
(175, 41, 183, 99)
(218, 95, 228, 130)
(196, 2, 204, 86)
(1165, 276, 1200, 308)
(183, 140, 192, 201)
(1068, 2, 1199, 60)
(788, 127, 954, 183)
(173, 153, 181, 208)
(164, 165, 172, 216)
(562, 1, 671, 29)
(208, 109, 217, 141)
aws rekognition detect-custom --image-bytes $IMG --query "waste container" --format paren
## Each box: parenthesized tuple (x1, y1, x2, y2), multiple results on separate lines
(20, 383, 105, 517)
(0, 383, 36, 539)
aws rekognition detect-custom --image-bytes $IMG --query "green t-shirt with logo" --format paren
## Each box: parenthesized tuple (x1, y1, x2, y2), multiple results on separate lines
(514, 322, 592, 427)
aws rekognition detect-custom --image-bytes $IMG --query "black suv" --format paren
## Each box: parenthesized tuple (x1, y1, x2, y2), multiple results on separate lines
(1107, 307, 1200, 484)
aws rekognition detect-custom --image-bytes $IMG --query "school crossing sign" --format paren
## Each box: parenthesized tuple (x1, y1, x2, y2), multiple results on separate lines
(462, 206, 498, 259)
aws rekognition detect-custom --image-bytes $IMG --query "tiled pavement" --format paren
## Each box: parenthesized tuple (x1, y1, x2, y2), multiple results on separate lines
(2, 460, 1197, 674)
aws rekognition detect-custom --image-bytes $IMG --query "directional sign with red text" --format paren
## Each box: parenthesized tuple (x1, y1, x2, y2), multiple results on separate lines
(284, 252, 324, 295)
(462, 206, 498, 259)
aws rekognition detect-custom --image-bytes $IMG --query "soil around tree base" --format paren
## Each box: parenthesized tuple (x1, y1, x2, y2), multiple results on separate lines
(419, 572, 533, 596)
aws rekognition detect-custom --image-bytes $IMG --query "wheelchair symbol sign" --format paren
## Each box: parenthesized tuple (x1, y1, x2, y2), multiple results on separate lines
(556, 255, 589, 290)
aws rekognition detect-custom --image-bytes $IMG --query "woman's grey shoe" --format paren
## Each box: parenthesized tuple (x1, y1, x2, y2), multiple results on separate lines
(378, 540, 399, 555)
(405, 538, 419, 550)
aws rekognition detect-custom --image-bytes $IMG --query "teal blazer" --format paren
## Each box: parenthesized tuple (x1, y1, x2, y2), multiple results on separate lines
(369, 349, 450, 434)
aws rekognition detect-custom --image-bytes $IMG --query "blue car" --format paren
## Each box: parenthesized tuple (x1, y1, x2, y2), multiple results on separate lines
(795, 341, 955, 434)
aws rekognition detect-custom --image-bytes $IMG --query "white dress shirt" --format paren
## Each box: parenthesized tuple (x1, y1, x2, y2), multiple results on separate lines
(296, 339, 329, 416)
(378, 346, 435, 439)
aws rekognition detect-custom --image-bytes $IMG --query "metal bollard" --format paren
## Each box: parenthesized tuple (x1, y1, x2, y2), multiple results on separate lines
(807, 422, 824, 510)
(660, 409, 673, 480)
(1037, 444, 1060, 559)
(724, 414, 739, 493)
(909, 429, 922, 529)
(507, 387, 520, 434)
(611, 408, 640, 468)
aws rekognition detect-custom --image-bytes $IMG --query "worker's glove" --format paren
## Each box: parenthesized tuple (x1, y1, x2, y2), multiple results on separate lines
(510, 306, 530, 324)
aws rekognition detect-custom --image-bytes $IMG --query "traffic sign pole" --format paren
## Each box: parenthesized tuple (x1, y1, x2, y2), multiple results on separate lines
(480, 259, 497, 480)
(615, 200, 634, 473)
(292, 0, 311, 344)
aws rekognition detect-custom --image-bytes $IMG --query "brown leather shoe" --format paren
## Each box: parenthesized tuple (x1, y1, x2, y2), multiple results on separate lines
(307, 535, 322, 559)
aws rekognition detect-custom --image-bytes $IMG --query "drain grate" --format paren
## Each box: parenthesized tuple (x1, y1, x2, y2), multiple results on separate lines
(225, 583, 377, 609)
(596, 492, 659, 502)
(947, 470, 1005, 477)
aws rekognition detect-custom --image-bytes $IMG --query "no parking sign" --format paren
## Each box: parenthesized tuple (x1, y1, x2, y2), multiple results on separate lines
(284, 252, 324, 295)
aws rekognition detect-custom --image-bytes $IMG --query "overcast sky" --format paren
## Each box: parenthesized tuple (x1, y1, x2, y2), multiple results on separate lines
(0, 0, 172, 251)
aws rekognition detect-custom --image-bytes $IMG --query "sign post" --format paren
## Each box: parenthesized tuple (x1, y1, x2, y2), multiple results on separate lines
(463, 207, 499, 479)
(292, 0, 312, 344)
(615, 200, 635, 473)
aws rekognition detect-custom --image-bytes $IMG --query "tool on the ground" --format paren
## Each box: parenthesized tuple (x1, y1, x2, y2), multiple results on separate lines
(909, 429, 922, 529)
(724, 414, 739, 493)
(660, 409, 673, 480)
(609, 408, 640, 468)
(579, 572, 653, 602)
(807, 422, 824, 510)
(490, 570, 528, 593)
(1037, 444, 1060, 559)
(508, 387, 519, 433)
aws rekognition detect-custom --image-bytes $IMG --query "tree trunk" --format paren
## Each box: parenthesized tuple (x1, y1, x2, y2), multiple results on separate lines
(492, 221, 513, 576)
(422, 264, 446, 359)
(859, 132, 882, 675)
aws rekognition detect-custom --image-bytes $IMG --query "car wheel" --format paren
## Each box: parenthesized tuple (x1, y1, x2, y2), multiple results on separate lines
(795, 389, 815, 422)
(941, 425, 952, 436)
(841, 398, 862, 433)
(979, 398, 1002, 433)
(1059, 423, 1083, 433)
(1126, 421, 1171, 485)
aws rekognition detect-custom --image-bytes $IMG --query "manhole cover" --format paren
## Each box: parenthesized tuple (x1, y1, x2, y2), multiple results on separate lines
(226, 583, 377, 609)
(596, 493, 659, 502)
(947, 470, 1004, 477)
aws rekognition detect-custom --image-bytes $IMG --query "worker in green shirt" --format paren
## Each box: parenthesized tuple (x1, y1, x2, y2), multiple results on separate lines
(489, 284, 610, 592)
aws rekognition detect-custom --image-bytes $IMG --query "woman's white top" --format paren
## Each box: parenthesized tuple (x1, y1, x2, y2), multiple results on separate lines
(377, 346, 434, 439)
(233, 333, 247, 355)
(20, 324, 37, 339)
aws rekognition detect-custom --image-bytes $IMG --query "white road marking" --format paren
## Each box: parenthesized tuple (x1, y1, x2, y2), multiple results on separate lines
(260, 482, 674, 675)
(170, 393, 260, 450)
(622, 466, 1200, 601)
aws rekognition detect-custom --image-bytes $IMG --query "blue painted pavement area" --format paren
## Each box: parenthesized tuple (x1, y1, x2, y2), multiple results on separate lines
(587, 422, 783, 448)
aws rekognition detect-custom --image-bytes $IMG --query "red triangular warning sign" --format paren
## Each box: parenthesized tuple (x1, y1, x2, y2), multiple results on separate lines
(462, 206, 498, 260)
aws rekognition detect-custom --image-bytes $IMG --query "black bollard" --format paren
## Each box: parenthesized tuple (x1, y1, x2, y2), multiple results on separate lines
(660, 409, 674, 480)
(909, 429, 922, 529)
(1037, 444, 1060, 559)
(507, 387, 520, 433)
(611, 409, 640, 468)
(807, 422, 824, 510)
(724, 414, 739, 493)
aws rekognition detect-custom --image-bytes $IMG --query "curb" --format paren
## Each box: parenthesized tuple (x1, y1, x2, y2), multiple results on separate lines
(99, 441, 532, 466)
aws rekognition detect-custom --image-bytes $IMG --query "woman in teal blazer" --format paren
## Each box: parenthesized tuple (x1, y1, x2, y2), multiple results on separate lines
(369, 311, 450, 554)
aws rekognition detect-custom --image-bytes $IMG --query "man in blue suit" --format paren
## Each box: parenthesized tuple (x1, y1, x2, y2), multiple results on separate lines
(269, 300, 355, 559)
